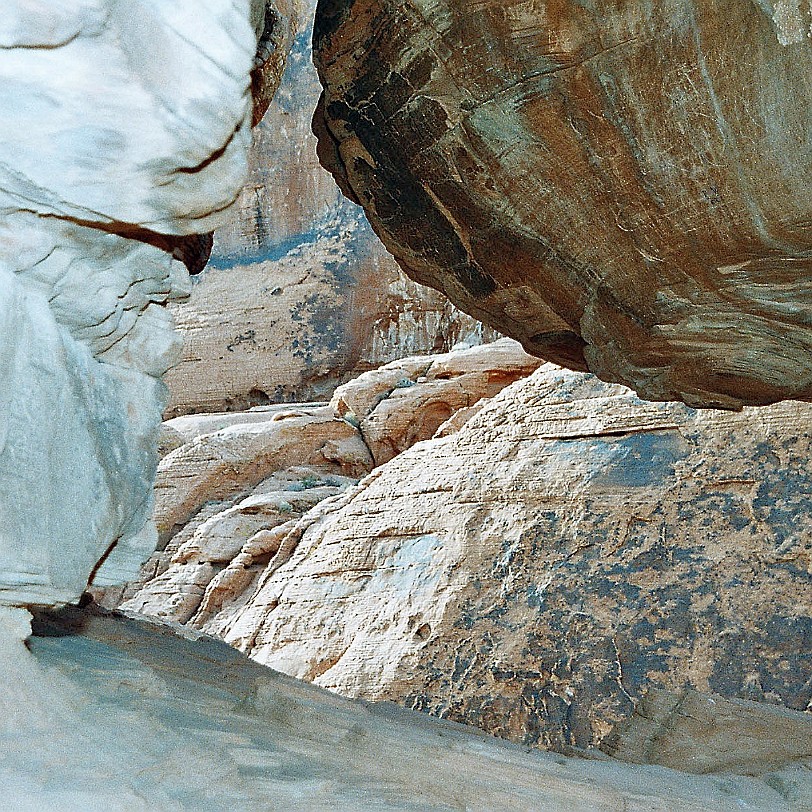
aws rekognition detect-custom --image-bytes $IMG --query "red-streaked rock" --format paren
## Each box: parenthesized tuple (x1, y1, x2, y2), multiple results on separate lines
(312, 0, 812, 408)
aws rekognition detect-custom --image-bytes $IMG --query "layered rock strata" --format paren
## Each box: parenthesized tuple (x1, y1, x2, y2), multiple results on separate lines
(164, 0, 497, 417)
(0, 0, 273, 604)
(130, 364, 812, 754)
(115, 340, 541, 623)
(0, 605, 802, 811)
(313, 0, 812, 408)
(604, 687, 812, 777)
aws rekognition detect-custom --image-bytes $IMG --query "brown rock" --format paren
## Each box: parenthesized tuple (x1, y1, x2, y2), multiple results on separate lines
(250, 0, 296, 126)
(312, 0, 812, 408)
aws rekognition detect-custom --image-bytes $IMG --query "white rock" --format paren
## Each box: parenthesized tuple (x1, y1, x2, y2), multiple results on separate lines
(0, 606, 798, 812)
(0, 0, 261, 605)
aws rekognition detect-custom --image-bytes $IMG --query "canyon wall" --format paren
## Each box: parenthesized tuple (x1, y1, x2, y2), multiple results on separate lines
(0, 0, 275, 605)
(312, 0, 812, 408)
(114, 340, 541, 613)
(164, 0, 498, 417)
(123, 363, 812, 756)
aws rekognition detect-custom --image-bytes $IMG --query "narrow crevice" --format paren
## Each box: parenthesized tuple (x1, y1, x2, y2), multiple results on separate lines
(173, 122, 241, 176)
(40, 212, 214, 274)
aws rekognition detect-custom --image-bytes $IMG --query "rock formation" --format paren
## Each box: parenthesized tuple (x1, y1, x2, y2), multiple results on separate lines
(124, 364, 812, 755)
(114, 339, 542, 618)
(604, 687, 812, 777)
(164, 0, 498, 417)
(0, 0, 277, 605)
(312, 0, 812, 408)
(3, 2, 810, 807)
(0, 605, 798, 812)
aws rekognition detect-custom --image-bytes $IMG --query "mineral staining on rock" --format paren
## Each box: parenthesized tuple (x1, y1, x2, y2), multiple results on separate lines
(130, 364, 812, 754)
(164, 0, 498, 417)
(117, 339, 541, 626)
(312, 0, 812, 408)
(0, 0, 270, 605)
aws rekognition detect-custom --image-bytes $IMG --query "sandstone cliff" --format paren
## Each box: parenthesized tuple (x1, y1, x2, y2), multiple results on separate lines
(125, 363, 812, 757)
(312, 0, 812, 408)
(0, 0, 275, 605)
(164, 0, 498, 417)
(115, 340, 542, 618)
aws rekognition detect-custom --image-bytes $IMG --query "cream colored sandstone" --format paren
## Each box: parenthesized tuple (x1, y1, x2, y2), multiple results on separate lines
(0, 0, 271, 605)
(117, 341, 537, 629)
(159, 366, 812, 754)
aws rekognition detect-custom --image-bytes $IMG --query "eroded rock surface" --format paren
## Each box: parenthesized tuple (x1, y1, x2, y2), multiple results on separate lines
(164, 0, 498, 416)
(155, 365, 812, 753)
(0, 0, 272, 604)
(1, 605, 801, 812)
(313, 0, 812, 408)
(604, 688, 812, 777)
(116, 340, 540, 625)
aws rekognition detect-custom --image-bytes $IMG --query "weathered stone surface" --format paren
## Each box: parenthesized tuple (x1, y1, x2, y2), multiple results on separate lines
(0, 0, 267, 605)
(313, 0, 812, 408)
(603, 688, 812, 777)
(164, 0, 497, 416)
(116, 341, 537, 627)
(151, 405, 372, 547)
(124, 468, 359, 625)
(175, 366, 811, 753)
(331, 337, 542, 464)
(0, 605, 802, 811)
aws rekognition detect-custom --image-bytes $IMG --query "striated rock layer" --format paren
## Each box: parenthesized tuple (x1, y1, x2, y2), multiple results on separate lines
(115, 340, 542, 621)
(134, 365, 812, 754)
(0, 0, 274, 604)
(1, 605, 803, 812)
(165, 0, 497, 417)
(313, 0, 812, 408)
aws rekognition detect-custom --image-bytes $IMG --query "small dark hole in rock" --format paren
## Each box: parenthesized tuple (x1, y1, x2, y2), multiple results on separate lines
(247, 388, 272, 407)
(415, 623, 431, 641)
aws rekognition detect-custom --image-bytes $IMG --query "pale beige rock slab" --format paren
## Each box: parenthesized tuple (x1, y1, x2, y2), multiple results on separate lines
(186, 366, 812, 753)
(331, 337, 542, 464)
(152, 406, 373, 545)
(1, 605, 802, 812)
(120, 341, 538, 626)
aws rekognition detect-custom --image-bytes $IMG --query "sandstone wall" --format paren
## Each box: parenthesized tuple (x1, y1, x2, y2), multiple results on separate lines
(148, 365, 812, 753)
(164, 0, 498, 417)
(313, 0, 812, 408)
(0, 0, 272, 605)
(116, 340, 541, 619)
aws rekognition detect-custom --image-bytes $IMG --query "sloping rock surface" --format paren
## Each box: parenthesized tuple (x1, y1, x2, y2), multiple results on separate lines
(115, 340, 541, 625)
(0, 605, 802, 811)
(604, 687, 812, 777)
(313, 0, 812, 408)
(170, 365, 811, 753)
(164, 0, 497, 416)
(0, 0, 270, 604)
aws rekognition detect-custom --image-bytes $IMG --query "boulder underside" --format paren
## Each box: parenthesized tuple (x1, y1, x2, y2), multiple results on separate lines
(312, 0, 812, 408)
